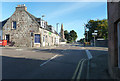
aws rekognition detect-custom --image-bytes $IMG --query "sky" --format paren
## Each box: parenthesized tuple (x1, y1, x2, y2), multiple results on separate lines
(0, 2, 107, 40)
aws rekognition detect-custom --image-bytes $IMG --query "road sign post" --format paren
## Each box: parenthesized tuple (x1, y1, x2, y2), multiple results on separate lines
(92, 30, 98, 47)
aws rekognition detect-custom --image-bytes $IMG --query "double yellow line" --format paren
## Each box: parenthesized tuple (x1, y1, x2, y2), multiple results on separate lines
(71, 58, 86, 81)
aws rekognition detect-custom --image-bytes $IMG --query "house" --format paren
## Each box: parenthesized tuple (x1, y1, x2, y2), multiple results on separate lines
(0, 19, 8, 40)
(107, 1, 120, 79)
(2, 4, 60, 47)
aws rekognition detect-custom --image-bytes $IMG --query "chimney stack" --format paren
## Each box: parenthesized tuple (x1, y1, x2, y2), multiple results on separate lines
(61, 24, 65, 39)
(16, 4, 27, 11)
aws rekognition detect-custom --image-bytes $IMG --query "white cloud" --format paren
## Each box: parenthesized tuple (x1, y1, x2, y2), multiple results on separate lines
(46, 2, 106, 20)
(46, 3, 90, 20)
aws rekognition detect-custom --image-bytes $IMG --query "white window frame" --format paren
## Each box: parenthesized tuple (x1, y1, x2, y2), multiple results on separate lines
(12, 21, 17, 29)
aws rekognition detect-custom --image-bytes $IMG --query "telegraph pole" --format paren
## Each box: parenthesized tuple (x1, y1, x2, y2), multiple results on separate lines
(56, 23, 59, 33)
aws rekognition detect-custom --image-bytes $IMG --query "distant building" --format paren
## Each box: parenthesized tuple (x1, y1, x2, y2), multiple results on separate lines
(60, 24, 65, 40)
(2, 4, 60, 47)
(108, 1, 120, 79)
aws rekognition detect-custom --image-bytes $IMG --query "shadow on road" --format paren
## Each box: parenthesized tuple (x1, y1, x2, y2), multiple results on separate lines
(31, 49, 86, 56)
(2, 56, 46, 79)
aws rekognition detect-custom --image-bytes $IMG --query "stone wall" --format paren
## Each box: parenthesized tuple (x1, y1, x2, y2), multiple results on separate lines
(3, 10, 39, 47)
(96, 40, 108, 47)
(108, 1, 120, 79)
(2, 5, 60, 47)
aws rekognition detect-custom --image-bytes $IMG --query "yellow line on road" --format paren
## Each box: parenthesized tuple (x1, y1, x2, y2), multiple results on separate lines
(71, 59, 84, 81)
(76, 59, 86, 81)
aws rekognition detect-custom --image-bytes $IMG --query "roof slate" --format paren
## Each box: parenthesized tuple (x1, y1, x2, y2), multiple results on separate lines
(2, 10, 59, 35)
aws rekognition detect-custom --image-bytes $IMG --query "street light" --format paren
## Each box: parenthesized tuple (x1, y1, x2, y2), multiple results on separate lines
(41, 15, 45, 47)
(56, 23, 59, 33)
(56, 23, 59, 45)
(86, 28, 89, 42)
(92, 30, 98, 47)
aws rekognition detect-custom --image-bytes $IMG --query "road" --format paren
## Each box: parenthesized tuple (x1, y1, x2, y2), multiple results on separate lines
(1, 44, 109, 80)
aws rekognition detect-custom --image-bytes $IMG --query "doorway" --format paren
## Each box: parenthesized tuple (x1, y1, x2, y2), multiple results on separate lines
(5, 34, 10, 43)
(118, 22, 120, 68)
(43, 36, 45, 47)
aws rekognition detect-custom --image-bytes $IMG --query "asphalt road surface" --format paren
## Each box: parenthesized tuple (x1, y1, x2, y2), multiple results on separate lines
(1, 44, 108, 80)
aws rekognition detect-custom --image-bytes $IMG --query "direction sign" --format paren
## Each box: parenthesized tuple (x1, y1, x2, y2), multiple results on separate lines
(92, 33, 97, 36)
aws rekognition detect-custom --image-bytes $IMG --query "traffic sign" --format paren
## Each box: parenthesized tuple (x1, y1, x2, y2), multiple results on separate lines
(92, 33, 97, 36)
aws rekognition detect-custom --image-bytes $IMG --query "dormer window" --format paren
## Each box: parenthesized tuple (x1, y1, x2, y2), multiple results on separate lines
(12, 21, 17, 29)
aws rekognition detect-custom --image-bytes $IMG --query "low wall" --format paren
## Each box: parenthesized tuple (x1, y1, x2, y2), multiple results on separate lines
(59, 42, 66, 45)
(96, 40, 108, 47)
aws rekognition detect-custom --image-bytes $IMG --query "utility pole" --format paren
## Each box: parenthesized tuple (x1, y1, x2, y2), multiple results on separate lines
(41, 15, 45, 47)
(56, 23, 59, 33)
(86, 28, 89, 42)
(92, 30, 98, 47)
(94, 35, 95, 47)
(56, 23, 59, 45)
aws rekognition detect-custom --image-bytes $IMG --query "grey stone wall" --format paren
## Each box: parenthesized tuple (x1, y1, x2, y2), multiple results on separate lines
(96, 40, 108, 47)
(108, 2, 120, 79)
(3, 10, 39, 47)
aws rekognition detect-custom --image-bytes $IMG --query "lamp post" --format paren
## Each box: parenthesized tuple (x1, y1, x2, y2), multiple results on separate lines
(41, 15, 45, 47)
(83, 24, 86, 46)
(86, 28, 89, 42)
(56, 23, 59, 45)
(56, 23, 59, 33)
(92, 30, 98, 47)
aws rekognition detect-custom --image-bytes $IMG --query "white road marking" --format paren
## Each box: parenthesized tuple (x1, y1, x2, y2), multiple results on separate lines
(85, 50, 92, 80)
(40, 55, 58, 67)
(85, 50, 92, 59)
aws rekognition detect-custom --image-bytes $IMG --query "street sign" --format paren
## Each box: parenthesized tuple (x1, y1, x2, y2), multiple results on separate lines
(92, 33, 97, 36)
(94, 30, 98, 33)
(49, 32, 51, 35)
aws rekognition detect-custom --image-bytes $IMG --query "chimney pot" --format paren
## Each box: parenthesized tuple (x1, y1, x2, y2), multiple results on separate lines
(16, 4, 27, 11)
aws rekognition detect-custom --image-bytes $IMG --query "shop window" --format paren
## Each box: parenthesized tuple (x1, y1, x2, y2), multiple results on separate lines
(35, 34, 40, 43)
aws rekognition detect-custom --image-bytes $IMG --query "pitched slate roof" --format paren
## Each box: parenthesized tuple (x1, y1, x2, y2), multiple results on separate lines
(25, 11, 59, 35)
(0, 18, 9, 30)
(2, 10, 59, 35)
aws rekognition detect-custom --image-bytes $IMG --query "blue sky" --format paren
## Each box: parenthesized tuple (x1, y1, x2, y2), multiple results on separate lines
(1, 2, 107, 40)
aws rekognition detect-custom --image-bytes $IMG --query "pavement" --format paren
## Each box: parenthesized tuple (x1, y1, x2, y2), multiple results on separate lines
(88, 50, 111, 79)
(0, 44, 112, 80)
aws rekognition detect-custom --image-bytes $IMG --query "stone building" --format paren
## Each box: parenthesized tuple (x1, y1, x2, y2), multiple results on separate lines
(107, 1, 120, 79)
(60, 24, 65, 40)
(2, 4, 60, 47)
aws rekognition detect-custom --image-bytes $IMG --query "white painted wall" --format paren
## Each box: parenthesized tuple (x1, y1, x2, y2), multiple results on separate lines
(40, 20, 46, 29)
(56, 36, 59, 45)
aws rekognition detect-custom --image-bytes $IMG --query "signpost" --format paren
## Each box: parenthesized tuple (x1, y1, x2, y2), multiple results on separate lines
(92, 30, 98, 47)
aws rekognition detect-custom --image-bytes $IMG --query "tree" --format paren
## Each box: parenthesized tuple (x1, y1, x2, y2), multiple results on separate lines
(64, 30, 69, 41)
(70, 30, 78, 42)
(64, 30, 78, 43)
(85, 19, 108, 41)
(77, 38, 85, 43)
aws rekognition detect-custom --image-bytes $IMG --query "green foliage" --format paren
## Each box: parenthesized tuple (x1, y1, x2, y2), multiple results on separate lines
(77, 38, 85, 43)
(64, 30, 78, 43)
(85, 19, 108, 41)
(64, 30, 69, 41)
